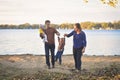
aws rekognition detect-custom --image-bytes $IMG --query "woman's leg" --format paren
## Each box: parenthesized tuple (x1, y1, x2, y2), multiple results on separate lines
(73, 48, 77, 69)
(76, 48, 82, 70)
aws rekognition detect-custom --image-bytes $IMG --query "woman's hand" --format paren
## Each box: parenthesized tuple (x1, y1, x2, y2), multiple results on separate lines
(64, 34, 68, 37)
(82, 47, 86, 53)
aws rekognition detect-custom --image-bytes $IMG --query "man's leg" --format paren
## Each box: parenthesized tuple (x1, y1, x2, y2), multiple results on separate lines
(50, 44, 55, 68)
(73, 48, 77, 69)
(45, 43, 50, 69)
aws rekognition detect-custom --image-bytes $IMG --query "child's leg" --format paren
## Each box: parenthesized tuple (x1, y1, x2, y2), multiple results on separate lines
(59, 49, 64, 65)
(55, 51, 60, 61)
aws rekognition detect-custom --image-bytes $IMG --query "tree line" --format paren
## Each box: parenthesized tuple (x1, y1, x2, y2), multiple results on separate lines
(0, 21, 120, 30)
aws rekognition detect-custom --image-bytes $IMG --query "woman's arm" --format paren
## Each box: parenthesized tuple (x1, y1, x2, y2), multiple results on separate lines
(64, 30, 74, 37)
(83, 32, 87, 47)
(82, 32, 87, 53)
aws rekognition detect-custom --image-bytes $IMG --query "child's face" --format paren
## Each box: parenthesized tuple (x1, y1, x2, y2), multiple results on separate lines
(60, 38, 64, 42)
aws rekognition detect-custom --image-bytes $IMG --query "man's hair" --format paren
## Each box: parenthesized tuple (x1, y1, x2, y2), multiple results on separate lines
(45, 20, 50, 24)
(75, 23, 82, 31)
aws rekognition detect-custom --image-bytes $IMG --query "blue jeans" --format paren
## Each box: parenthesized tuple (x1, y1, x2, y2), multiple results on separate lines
(73, 47, 83, 70)
(55, 49, 64, 64)
(45, 43, 55, 67)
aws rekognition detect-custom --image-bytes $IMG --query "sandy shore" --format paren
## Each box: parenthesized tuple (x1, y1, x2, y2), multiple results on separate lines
(0, 54, 120, 80)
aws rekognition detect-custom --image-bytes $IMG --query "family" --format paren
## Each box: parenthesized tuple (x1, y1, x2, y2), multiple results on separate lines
(39, 20, 87, 71)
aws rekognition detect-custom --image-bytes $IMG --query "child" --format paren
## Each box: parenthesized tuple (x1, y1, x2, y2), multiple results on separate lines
(39, 24, 48, 43)
(55, 36, 65, 65)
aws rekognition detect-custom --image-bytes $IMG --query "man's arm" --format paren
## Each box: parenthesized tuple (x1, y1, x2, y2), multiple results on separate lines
(54, 28, 60, 36)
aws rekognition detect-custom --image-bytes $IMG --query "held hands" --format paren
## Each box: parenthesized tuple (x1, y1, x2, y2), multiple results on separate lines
(64, 34, 68, 37)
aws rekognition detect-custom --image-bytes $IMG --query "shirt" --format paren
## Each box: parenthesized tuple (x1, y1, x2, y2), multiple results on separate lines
(45, 27, 58, 44)
(58, 37, 65, 51)
(67, 30, 87, 48)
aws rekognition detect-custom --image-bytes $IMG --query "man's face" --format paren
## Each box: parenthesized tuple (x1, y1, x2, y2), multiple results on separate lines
(74, 25, 78, 32)
(45, 22, 50, 28)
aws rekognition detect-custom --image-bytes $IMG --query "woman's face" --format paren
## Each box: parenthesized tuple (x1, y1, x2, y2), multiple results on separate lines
(74, 25, 78, 32)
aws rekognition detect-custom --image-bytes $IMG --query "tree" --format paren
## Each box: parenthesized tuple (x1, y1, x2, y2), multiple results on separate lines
(101, 22, 108, 29)
(108, 22, 114, 29)
(93, 23, 102, 29)
(81, 22, 95, 30)
(84, 0, 118, 7)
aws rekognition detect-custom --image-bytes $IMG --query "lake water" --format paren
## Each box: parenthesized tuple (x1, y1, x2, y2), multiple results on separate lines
(0, 29, 120, 55)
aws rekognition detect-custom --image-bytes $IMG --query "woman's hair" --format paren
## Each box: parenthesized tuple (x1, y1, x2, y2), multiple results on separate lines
(75, 23, 82, 31)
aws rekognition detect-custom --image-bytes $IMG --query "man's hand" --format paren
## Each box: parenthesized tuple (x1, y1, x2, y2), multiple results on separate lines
(64, 34, 68, 37)
(82, 47, 86, 53)
(56, 32, 60, 36)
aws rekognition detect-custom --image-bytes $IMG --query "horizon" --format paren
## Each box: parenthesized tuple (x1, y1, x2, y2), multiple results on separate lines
(0, 0, 120, 24)
(0, 20, 120, 25)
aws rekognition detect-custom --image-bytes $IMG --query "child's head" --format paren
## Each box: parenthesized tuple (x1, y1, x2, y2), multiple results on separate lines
(40, 24, 45, 29)
(60, 38, 64, 43)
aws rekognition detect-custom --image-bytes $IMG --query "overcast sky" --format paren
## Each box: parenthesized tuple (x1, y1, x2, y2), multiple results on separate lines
(0, 0, 120, 24)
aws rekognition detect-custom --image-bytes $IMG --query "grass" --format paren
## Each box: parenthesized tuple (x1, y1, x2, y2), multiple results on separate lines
(0, 63, 120, 80)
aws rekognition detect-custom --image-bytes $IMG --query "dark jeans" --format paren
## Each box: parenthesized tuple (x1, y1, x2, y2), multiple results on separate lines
(55, 49, 64, 64)
(45, 43, 55, 67)
(73, 47, 83, 70)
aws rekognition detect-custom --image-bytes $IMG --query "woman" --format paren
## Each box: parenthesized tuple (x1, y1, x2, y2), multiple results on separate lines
(64, 23, 87, 71)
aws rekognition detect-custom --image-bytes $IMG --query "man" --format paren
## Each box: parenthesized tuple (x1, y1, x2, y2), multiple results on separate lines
(40, 20, 60, 69)
(64, 23, 87, 72)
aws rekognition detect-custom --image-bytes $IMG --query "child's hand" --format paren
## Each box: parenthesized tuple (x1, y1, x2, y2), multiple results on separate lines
(40, 33, 45, 39)
(64, 34, 68, 37)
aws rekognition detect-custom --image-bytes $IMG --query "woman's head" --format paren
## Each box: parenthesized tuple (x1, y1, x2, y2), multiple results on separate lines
(74, 23, 82, 32)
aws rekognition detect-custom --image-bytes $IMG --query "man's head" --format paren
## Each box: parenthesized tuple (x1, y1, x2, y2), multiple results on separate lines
(74, 23, 82, 32)
(45, 20, 51, 28)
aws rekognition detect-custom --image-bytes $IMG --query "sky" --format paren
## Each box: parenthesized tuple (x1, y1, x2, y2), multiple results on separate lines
(0, 0, 120, 24)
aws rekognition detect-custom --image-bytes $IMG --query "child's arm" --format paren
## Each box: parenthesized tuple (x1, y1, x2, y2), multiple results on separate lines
(40, 33, 44, 39)
(58, 36, 60, 42)
(39, 29, 45, 39)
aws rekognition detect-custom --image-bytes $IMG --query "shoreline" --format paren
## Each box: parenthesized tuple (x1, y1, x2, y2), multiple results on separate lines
(0, 53, 120, 56)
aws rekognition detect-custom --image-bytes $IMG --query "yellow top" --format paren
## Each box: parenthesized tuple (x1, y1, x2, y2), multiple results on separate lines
(39, 29, 44, 34)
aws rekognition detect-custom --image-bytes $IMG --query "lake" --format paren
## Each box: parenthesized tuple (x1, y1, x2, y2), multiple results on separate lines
(0, 29, 120, 55)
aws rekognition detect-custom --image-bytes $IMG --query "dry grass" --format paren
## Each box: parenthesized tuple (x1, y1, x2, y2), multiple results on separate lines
(0, 55, 120, 80)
